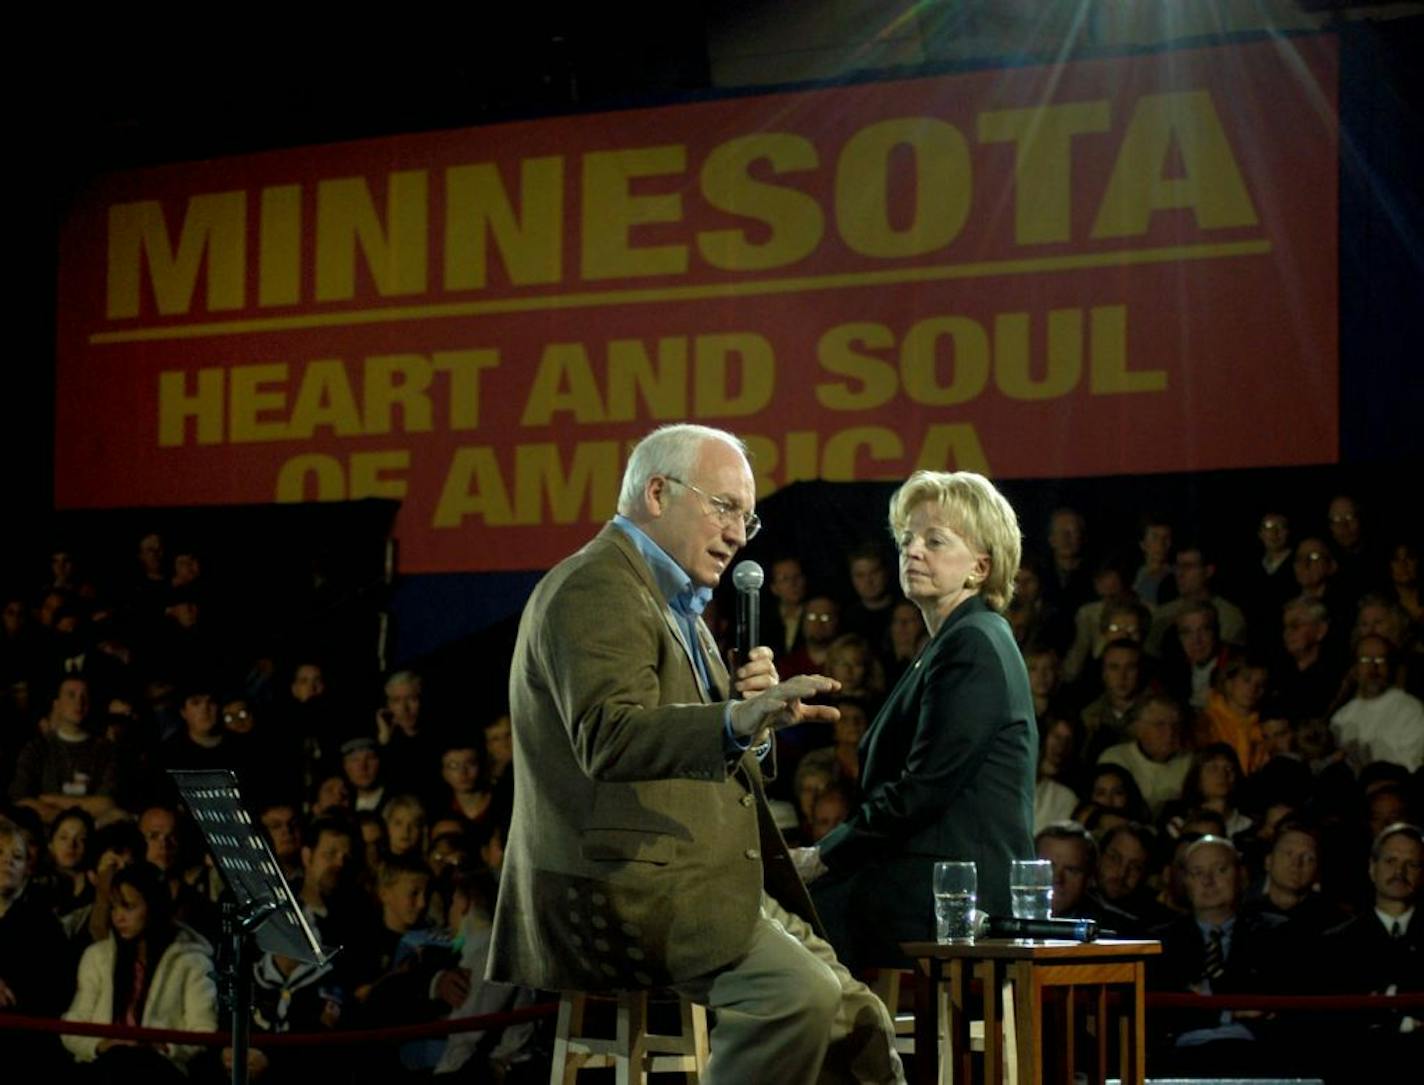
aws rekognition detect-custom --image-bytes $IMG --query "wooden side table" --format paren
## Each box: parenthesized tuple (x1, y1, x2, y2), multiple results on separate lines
(900, 938, 1161, 1085)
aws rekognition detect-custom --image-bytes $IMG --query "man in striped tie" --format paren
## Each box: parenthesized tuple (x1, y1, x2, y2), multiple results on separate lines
(1148, 835, 1292, 1075)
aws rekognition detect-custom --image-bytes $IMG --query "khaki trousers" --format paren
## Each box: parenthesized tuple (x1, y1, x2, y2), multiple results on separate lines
(671, 892, 906, 1085)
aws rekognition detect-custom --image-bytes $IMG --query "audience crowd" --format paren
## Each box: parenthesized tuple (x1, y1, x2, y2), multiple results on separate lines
(1, 495, 1422, 1081)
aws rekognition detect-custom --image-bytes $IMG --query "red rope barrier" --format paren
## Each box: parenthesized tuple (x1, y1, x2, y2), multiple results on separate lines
(1146, 991, 1424, 1011)
(0, 1000, 559, 1049)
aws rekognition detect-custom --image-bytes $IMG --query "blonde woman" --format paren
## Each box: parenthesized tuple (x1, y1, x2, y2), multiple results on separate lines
(802, 470, 1037, 971)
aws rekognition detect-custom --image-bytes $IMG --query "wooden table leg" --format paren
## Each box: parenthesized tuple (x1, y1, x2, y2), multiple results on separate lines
(1095, 984, 1108, 1085)
(977, 962, 1000, 1085)
(913, 965, 937, 1085)
(946, 960, 971, 1085)
(1129, 961, 1147, 1085)
(1008, 962, 1037, 1085)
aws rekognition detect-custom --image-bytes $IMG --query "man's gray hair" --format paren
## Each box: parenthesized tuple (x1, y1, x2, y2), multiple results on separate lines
(1284, 595, 1329, 625)
(616, 424, 749, 518)
(384, 670, 422, 695)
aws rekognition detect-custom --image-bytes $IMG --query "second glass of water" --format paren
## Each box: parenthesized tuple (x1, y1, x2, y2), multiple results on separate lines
(933, 861, 977, 943)
(1010, 858, 1054, 923)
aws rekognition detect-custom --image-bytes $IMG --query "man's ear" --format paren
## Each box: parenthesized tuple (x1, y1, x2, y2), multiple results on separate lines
(644, 476, 671, 518)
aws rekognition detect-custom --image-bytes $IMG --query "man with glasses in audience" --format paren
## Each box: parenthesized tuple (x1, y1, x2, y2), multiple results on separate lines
(1245, 511, 1296, 652)
(1331, 634, 1424, 774)
(488, 423, 902, 1084)
(1149, 835, 1292, 1076)
(1273, 596, 1345, 723)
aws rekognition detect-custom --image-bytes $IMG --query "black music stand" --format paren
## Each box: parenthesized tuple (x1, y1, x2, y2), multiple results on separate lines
(168, 769, 335, 1085)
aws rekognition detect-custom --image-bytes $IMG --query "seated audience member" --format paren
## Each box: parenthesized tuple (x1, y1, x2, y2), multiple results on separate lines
(437, 739, 494, 825)
(1099, 696, 1193, 818)
(1035, 716, 1081, 830)
(1036, 821, 1135, 931)
(383, 793, 428, 859)
(1292, 535, 1351, 636)
(1024, 642, 1069, 726)
(764, 556, 809, 657)
(238, 935, 351, 1085)
(341, 736, 388, 813)
(1061, 560, 1139, 682)
(1241, 821, 1345, 936)
(0, 815, 72, 1073)
(1162, 602, 1230, 712)
(810, 781, 855, 844)
(65, 821, 144, 950)
(1331, 634, 1424, 773)
(357, 811, 388, 876)
(1324, 823, 1424, 1070)
(277, 658, 341, 789)
(223, 694, 302, 805)
(375, 669, 441, 804)
(1041, 508, 1094, 652)
(1148, 836, 1293, 1077)
(138, 803, 219, 943)
(779, 594, 841, 678)
(823, 633, 886, 707)
(351, 852, 433, 1008)
(1079, 639, 1148, 767)
(256, 800, 304, 883)
(9, 675, 119, 824)
(34, 805, 95, 918)
(1356, 591, 1424, 700)
(883, 598, 928, 687)
(789, 748, 838, 846)
(1148, 543, 1248, 655)
(1273, 595, 1345, 723)
(1243, 510, 1296, 653)
(1086, 763, 1153, 827)
(422, 862, 541, 1079)
(148, 677, 257, 803)
(62, 861, 219, 1084)
(1326, 493, 1376, 602)
(311, 772, 352, 817)
(296, 815, 369, 960)
(1133, 516, 1176, 606)
(1097, 822, 1172, 931)
(1385, 540, 1422, 620)
(830, 697, 870, 784)
(1365, 781, 1415, 842)
(840, 544, 899, 649)
(1196, 652, 1272, 773)
(481, 712, 514, 821)
(1007, 554, 1055, 650)
(1163, 745, 1254, 841)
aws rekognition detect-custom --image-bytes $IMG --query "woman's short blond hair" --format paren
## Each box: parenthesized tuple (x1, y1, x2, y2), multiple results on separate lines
(888, 470, 1022, 613)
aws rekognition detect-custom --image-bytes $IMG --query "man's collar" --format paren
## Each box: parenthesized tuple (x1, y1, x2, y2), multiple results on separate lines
(1376, 905, 1415, 932)
(612, 515, 712, 615)
(1196, 913, 1237, 937)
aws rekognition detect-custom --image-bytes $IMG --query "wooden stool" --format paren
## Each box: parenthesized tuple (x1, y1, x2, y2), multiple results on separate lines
(550, 989, 710, 1085)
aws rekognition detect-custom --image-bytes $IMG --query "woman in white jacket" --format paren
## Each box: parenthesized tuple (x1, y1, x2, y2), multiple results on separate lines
(62, 861, 218, 1082)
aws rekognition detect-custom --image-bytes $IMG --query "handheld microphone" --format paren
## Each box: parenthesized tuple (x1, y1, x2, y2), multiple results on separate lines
(976, 914, 1099, 942)
(732, 560, 764, 667)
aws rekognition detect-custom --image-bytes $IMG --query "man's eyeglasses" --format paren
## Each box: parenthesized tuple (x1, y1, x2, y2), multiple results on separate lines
(1357, 655, 1389, 667)
(664, 476, 761, 540)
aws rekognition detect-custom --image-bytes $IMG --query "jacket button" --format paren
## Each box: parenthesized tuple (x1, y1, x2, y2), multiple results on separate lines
(745, 848, 760, 860)
(741, 794, 753, 807)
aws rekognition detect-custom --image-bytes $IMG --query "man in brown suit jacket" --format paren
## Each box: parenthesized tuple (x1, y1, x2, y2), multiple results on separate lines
(488, 424, 903, 1083)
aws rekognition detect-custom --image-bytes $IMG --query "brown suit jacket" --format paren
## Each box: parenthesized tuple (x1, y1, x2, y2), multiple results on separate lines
(486, 523, 816, 992)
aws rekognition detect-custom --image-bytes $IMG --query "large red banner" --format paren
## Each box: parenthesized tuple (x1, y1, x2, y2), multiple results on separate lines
(56, 37, 1338, 573)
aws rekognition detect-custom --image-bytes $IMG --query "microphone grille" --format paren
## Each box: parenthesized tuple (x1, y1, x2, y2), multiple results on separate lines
(732, 560, 764, 592)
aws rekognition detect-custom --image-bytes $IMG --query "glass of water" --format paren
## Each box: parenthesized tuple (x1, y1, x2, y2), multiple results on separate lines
(1009, 859, 1054, 927)
(933, 861, 977, 943)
